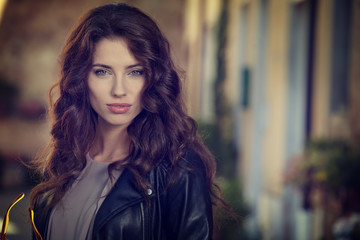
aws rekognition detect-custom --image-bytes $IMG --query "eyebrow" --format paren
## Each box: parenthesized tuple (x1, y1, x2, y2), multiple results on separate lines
(91, 63, 143, 69)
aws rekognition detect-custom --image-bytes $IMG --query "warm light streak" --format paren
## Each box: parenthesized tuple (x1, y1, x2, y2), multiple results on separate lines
(0, 0, 7, 24)
(205, 0, 221, 28)
(184, 0, 200, 44)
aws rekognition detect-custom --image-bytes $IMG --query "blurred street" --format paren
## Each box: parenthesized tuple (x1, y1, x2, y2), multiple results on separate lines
(0, 0, 359, 239)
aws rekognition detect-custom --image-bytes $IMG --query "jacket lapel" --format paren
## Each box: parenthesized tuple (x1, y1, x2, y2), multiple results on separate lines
(92, 168, 144, 234)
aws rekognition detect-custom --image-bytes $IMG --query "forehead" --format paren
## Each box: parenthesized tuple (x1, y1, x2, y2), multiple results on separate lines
(92, 37, 137, 64)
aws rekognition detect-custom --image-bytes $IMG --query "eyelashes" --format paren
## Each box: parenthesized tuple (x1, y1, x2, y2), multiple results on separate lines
(94, 69, 110, 76)
(129, 69, 144, 76)
(92, 68, 144, 77)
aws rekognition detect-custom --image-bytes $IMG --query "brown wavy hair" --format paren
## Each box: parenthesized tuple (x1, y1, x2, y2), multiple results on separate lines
(30, 3, 230, 213)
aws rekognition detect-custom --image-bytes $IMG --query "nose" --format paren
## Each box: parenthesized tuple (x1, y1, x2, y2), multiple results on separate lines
(111, 75, 126, 97)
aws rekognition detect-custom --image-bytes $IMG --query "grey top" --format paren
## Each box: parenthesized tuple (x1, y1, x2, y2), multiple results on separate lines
(47, 154, 121, 240)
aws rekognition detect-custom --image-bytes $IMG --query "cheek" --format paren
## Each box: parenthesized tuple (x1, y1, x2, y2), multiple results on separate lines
(88, 80, 107, 97)
(134, 89, 144, 108)
(134, 81, 145, 100)
(88, 84, 102, 107)
(88, 92, 97, 110)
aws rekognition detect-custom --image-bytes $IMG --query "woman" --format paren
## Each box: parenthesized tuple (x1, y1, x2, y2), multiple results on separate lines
(30, 3, 229, 240)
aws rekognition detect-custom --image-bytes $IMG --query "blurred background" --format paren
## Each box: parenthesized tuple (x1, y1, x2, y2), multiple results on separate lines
(0, 0, 359, 239)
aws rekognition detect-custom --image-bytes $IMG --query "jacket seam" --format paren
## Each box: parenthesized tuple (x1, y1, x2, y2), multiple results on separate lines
(140, 202, 145, 240)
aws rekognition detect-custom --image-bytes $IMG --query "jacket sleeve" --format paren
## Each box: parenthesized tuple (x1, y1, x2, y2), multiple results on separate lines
(164, 151, 213, 240)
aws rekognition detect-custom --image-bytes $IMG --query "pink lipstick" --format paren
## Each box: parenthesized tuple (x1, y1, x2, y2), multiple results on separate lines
(107, 103, 131, 114)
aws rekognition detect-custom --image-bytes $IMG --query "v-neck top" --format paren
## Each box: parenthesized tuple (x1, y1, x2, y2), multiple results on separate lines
(46, 154, 121, 240)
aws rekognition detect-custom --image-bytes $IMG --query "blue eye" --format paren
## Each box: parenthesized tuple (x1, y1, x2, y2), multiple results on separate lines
(94, 69, 110, 76)
(130, 69, 144, 76)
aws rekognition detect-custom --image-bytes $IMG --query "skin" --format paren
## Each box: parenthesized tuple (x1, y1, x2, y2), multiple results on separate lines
(87, 37, 145, 163)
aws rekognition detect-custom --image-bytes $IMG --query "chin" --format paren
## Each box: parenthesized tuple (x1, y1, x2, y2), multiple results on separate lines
(98, 116, 131, 127)
(108, 120, 132, 127)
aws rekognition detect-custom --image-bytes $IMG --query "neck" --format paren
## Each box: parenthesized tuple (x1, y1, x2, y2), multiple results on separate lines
(89, 121, 130, 163)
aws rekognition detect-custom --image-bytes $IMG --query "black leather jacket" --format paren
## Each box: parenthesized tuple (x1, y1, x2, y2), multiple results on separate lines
(33, 150, 213, 240)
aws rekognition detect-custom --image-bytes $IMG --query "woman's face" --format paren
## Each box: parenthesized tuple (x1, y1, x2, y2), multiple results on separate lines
(87, 37, 145, 128)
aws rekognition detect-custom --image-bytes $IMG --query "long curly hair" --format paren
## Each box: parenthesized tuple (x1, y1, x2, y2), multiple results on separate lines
(30, 3, 229, 212)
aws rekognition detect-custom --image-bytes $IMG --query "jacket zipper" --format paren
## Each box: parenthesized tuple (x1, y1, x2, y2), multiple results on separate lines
(140, 202, 145, 240)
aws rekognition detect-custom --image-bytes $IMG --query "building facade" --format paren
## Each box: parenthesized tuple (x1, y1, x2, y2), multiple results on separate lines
(184, 0, 360, 239)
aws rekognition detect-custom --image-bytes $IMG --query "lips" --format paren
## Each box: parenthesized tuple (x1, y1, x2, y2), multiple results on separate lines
(107, 103, 131, 114)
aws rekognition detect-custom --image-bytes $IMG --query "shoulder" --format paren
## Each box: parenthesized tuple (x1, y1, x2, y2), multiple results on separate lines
(156, 148, 207, 180)
(151, 148, 208, 194)
(180, 148, 206, 170)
